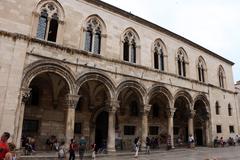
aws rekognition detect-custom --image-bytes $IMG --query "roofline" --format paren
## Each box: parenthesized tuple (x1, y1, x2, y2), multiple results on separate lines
(84, 0, 234, 65)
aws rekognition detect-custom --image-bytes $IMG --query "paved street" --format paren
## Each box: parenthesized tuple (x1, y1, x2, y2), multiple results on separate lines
(95, 147, 240, 160)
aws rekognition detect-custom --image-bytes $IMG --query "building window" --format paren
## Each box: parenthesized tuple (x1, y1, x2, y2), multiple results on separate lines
(229, 126, 234, 133)
(74, 123, 81, 134)
(218, 66, 225, 88)
(228, 104, 232, 116)
(29, 86, 39, 106)
(130, 101, 139, 116)
(149, 126, 159, 135)
(197, 57, 206, 82)
(23, 119, 39, 133)
(124, 126, 135, 135)
(123, 30, 137, 63)
(36, 3, 59, 42)
(153, 40, 164, 71)
(215, 101, 220, 115)
(177, 48, 187, 77)
(216, 125, 222, 133)
(84, 18, 102, 54)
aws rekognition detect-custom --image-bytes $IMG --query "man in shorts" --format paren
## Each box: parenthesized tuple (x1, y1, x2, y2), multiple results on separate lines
(0, 132, 10, 160)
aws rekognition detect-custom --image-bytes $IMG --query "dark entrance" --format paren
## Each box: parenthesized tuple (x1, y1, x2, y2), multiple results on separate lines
(95, 111, 108, 151)
(195, 129, 203, 145)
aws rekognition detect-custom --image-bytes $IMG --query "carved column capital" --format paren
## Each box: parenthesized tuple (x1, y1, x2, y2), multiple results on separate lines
(189, 110, 196, 118)
(106, 100, 120, 113)
(167, 107, 176, 118)
(64, 94, 80, 109)
(20, 88, 31, 104)
(141, 104, 151, 116)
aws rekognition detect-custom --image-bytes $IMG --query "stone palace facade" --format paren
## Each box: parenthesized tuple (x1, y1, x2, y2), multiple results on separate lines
(0, 0, 239, 151)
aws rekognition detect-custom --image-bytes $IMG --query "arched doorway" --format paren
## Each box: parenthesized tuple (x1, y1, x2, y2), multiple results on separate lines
(174, 96, 190, 145)
(194, 99, 209, 146)
(22, 72, 69, 149)
(95, 111, 109, 151)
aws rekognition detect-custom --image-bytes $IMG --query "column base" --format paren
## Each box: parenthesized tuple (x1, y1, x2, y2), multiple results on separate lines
(107, 147, 116, 153)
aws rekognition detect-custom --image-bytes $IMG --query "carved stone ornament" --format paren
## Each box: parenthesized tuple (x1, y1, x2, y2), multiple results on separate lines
(21, 88, 31, 104)
(106, 100, 120, 113)
(167, 107, 176, 118)
(140, 104, 151, 116)
(65, 94, 80, 109)
(189, 110, 196, 118)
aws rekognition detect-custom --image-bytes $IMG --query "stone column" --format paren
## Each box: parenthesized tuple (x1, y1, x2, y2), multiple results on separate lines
(141, 104, 151, 149)
(167, 107, 176, 148)
(106, 100, 119, 152)
(64, 94, 80, 144)
(188, 110, 196, 137)
(205, 115, 210, 146)
(15, 88, 31, 149)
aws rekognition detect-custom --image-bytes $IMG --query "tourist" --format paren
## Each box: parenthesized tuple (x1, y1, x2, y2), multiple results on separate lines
(91, 143, 96, 160)
(79, 136, 87, 160)
(58, 141, 66, 160)
(0, 132, 10, 160)
(188, 134, 195, 148)
(234, 135, 239, 145)
(146, 136, 150, 154)
(4, 143, 16, 160)
(69, 139, 76, 160)
(166, 135, 171, 150)
(220, 137, 225, 147)
(213, 136, 219, 147)
(134, 137, 140, 158)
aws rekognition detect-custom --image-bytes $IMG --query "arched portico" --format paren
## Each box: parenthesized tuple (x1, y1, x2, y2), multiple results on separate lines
(75, 71, 117, 152)
(16, 60, 78, 149)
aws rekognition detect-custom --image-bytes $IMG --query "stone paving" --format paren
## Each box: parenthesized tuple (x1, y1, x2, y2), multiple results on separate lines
(19, 146, 240, 160)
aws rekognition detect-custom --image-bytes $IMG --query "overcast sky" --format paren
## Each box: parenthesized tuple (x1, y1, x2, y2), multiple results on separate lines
(102, 0, 240, 83)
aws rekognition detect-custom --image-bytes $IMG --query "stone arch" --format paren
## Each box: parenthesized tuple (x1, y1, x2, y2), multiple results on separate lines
(21, 60, 76, 94)
(34, 0, 65, 21)
(176, 47, 189, 62)
(152, 38, 168, 56)
(121, 27, 140, 44)
(193, 93, 210, 114)
(90, 106, 108, 124)
(76, 71, 115, 99)
(147, 85, 173, 106)
(174, 90, 193, 109)
(116, 80, 147, 105)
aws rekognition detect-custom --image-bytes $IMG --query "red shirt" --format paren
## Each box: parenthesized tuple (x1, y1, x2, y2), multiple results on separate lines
(0, 140, 9, 159)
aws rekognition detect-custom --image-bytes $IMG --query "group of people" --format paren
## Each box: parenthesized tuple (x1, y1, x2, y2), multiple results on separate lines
(21, 136, 36, 155)
(0, 132, 16, 160)
(213, 135, 240, 147)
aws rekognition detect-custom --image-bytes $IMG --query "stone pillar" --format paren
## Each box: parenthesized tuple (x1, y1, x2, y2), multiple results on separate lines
(167, 107, 176, 148)
(141, 104, 151, 149)
(106, 100, 119, 152)
(15, 88, 31, 149)
(188, 110, 196, 137)
(64, 94, 80, 144)
(205, 115, 211, 146)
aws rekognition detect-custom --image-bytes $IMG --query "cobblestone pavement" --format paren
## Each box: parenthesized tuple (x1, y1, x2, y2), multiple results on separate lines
(95, 147, 240, 160)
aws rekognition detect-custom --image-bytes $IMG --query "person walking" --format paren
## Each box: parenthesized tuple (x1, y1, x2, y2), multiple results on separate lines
(0, 132, 10, 160)
(134, 137, 140, 158)
(79, 136, 87, 160)
(58, 141, 66, 160)
(69, 139, 76, 160)
(188, 134, 195, 148)
(146, 136, 150, 154)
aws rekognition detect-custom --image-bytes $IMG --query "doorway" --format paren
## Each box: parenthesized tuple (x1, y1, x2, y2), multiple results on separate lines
(95, 111, 108, 151)
(195, 128, 203, 146)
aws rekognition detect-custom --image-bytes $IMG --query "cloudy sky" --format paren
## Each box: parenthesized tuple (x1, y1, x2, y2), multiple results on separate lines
(102, 0, 240, 82)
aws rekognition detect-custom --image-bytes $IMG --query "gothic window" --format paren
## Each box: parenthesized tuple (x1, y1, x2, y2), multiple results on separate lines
(218, 66, 225, 88)
(197, 57, 206, 82)
(123, 30, 138, 63)
(130, 101, 139, 116)
(228, 104, 232, 116)
(215, 101, 220, 115)
(84, 18, 102, 54)
(229, 126, 234, 133)
(177, 49, 187, 77)
(36, 3, 60, 42)
(153, 41, 164, 71)
(216, 125, 222, 133)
